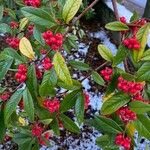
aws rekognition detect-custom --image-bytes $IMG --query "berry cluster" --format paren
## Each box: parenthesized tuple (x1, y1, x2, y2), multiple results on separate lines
(6, 37, 20, 49)
(0, 92, 10, 101)
(43, 98, 60, 113)
(32, 124, 43, 137)
(38, 132, 51, 146)
(117, 76, 143, 95)
(32, 124, 51, 146)
(115, 133, 131, 150)
(84, 92, 90, 109)
(134, 18, 147, 26)
(100, 67, 113, 82)
(42, 57, 53, 70)
(123, 37, 140, 50)
(42, 30, 63, 51)
(23, 0, 41, 7)
(10, 21, 19, 29)
(133, 93, 148, 104)
(15, 64, 27, 83)
(117, 106, 137, 124)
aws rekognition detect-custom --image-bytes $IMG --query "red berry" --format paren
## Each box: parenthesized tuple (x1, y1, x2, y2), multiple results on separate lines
(100, 67, 113, 82)
(84, 92, 90, 109)
(120, 17, 126, 24)
(23, 0, 41, 7)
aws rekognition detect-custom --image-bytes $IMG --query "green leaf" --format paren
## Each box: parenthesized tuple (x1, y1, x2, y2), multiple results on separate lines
(60, 114, 80, 134)
(98, 44, 113, 62)
(136, 62, 150, 81)
(0, 57, 13, 81)
(87, 116, 123, 134)
(141, 49, 150, 61)
(4, 89, 24, 124)
(62, 0, 82, 24)
(13, 133, 32, 145)
(57, 79, 81, 90)
(130, 11, 139, 22)
(0, 23, 11, 33)
(0, 87, 6, 94)
(0, 110, 5, 142)
(23, 88, 34, 121)
(129, 101, 150, 114)
(96, 135, 119, 150)
(101, 92, 130, 115)
(105, 21, 129, 31)
(0, 5, 4, 21)
(21, 7, 56, 28)
(19, 18, 29, 31)
(75, 92, 84, 124)
(133, 23, 150, 62)
(33, 26, 45, 46)
(133, 114, 150, 140)
(92, 71, 105, 86)
(26, 65, 37, 97)
(113, 45, 128, 66)
(39, 70, 56, 97)
(69, 60, 90, 71)
(51, 118, 60, 136)
(60, 90, 80, 113)
(53, 52, 73, 85)
(3, 47, 25, 64)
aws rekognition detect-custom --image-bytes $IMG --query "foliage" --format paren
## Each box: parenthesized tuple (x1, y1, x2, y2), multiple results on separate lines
(0, 0, 150, 150)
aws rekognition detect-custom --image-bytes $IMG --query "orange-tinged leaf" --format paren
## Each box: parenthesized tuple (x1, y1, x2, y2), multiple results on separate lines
(19, 37, 35, 60)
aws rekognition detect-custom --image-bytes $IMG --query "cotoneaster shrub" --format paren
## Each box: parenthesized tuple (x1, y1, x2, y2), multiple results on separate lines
(0, 0, 150, 150)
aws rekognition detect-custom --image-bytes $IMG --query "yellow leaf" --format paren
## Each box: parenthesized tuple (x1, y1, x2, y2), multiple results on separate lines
(18, 117, 27, 126)
(103, 92, 115, 102)
(126, 122, 135, 137)
(19, 37, 35, 60)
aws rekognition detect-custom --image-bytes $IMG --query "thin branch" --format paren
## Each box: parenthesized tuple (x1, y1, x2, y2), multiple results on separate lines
(73, 0, 100, 24)
(80, 61, 109, 82)
(111, 0, 119, 21)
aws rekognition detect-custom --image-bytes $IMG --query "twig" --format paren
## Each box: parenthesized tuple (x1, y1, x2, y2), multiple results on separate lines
(80, 61, 109, 82)
(111, 0, 119, 21)
(73, 0, 100, 24)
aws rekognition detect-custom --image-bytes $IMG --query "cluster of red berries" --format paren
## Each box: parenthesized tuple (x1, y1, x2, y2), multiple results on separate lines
(43, 98, 60, 113)
(10, 21, 19, 29)
(133, 93, 148, 104)
(100, 67, 113, 82)
(134, 18, 147, 26)
(84, 92, 90, 109)
(23, 0, 41, 7)
(42, 30, 63, 51)
(117, 76, 143, 95)
(6, 37, 20, 49)
(115, 133, 131, 150)
(31, 124, 51, 146)
(0, 92, 10, 101)
(123, 37, 140, 50)
(15, 64, 27, 83)
(42, 57, 53, 70)
(117, 106, 137, 123)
